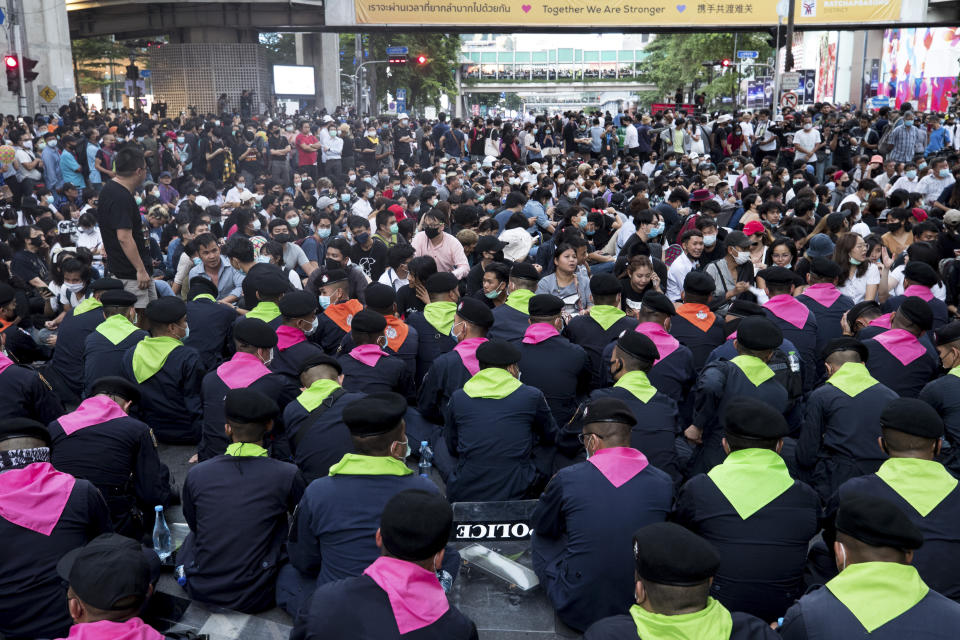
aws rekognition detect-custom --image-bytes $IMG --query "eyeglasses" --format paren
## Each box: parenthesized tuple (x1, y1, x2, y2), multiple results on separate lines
(577, 432, 604, 444)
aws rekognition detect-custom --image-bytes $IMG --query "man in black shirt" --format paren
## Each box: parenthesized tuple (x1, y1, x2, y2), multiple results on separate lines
(96, 146, 155, 310)
(267, 122, 291, 186)
(347, 215, 388, 282)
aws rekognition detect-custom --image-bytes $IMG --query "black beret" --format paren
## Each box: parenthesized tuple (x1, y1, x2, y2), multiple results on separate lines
(380, 490, 453, 562)
(836, 492, 923, 550)
(0, 282, 14, 306)
(757, 265, 804, 287)
(617, 330, 659, 362)
(683, 271, 715, 295)
(89, 376, 141, 404)
(456, 297, 494, 328)
(880, 398, 944, 439)
(935, 321, 960, 346)
(727, 299, 765, 318)
(256, 273, 291, 297)
(582, 397, 636, 427)
(821, 337, 869, 363)
(736, 316, 783, 350)
(298, 352, 342, 376)
(351, 309, 387, 333)
(425, 272, 459, 293)
(91, 278, 123, 292)
(364, 282, 397, 310)
(528, 294, 564, 318)
(234, 317, 279, 348)
(590, 273, 621, 296)
(476, 339, 521, 367)
(188, 276, 219, 300)
(510, 262, 541, 282)
(100, 290, 138, 307)
(723, 397, 789, 439)
(640, 291, 676, 316)
(279, 291, 318, 318)
(318, 268, 348, 286)
(144, 297, 186, 324)
(0, 418, 51, 446)
(342, 392, 407, 436)
(809, 257, 841, 280)
(633, 522, 720, 586)
(225, 388, 279, 424)
(847, 300, 882, 328)
(898, 296, 933, 332)
(56, 534, 152, 612)
(904, 261, 938, 288)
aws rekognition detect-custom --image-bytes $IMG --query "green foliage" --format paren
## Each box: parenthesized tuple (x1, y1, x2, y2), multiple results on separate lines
(260, 33, 297, 66)
(471, 92, 523, 111)
(71, 36, 129, 91)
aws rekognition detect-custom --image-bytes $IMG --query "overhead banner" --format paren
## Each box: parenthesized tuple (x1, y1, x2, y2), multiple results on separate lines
(353, 0, 902, 27)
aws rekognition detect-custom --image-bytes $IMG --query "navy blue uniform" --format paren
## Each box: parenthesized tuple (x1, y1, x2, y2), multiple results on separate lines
(312, 300, 363, 354)
(884, 291, 949, 333)
(532, 450, 673, 631)
(183, 297, 238, 370)
(797, 286, 856, 360)
(0, 357, 63, 424)
(519, 328, 591, 427)
(337, 320, 420, 380)
(271, 337, 326, 387)
(46, 303, 105, 401)
(179, 453, 305, 613)
(82, 318, 148, 396)
(283, 385, 365, 483)
(417, 346, 478, 425)
(763, 296, 819, 392)
(585, 609, 779, 640)
(565, 311, 638, 388)
(920, 372, 960, 475)
(488, 302, 531, 343)
(670, 303, 727, 371)
(863, 329, 939, 398)
(338, 348, 416, 404)
(406, 311, 457, 384)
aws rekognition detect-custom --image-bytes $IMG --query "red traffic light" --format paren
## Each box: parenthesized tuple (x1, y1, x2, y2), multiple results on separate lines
(720, 59, 732, 67)
(4, 56, 17, 69)
(416, 55, 427, 65)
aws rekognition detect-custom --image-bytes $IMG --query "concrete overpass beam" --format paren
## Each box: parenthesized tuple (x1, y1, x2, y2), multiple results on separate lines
(169, 27, 258, 44)
(294, 32, 341, 113)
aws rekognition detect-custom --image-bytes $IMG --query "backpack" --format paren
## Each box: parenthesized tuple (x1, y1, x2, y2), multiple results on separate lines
(877, 119, 896, 155)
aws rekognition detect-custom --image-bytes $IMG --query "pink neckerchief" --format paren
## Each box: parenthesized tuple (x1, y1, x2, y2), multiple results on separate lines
(522, 322, 559, 345)
(636, 322, 678, 364)
(276, 325, 306, 351)
(61, 617, 166, 640)
(363, 556, 450, 634)
(589, 447, 650, 488)
(0, 352, 14, 375)
(873, 328, 927, 366)
(803, 283, 843, 308)
(58, 396, 129, 436)
(903, 285, 934, 302)
(217, 352, 271, 389)
(764, 294, 810, 329)
(452, 337, 487, 376)
(869, 313, 893, 329)
(0, 462, 76, 535)
(350, 343, 388, 367)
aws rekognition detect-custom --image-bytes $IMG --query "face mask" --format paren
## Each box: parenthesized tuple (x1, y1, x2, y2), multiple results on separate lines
(329, 130, 338, 137)
(367, 130, 376, 137)
(181, 323, 191, 340)
(306, 316, 320, 334)
(424, 226, 441, 240)
(904, 120, 914, 127)
(177, 136, 185, 144)
(919, 162, 927, 170)
(285, 125, 294, 132)
(348, 174, 356, 181)
(389, 223, 399, 234)
(37, 141, 46, 150)
(849, 257, 862, 265)
(649, 221, 665, 238)
(287, 217, 300, 228)
(366, 189, 374, 199)
(237, 181, 246, 189)
(906, 170, 917, 179)
(751, 169, 759, 178)
(166, 142, 174, 150)
(803, 123, 813, 131)
(940, 169, 952, 179)
(256, 255, 271, 263)
(3, 222, 17, 230)
(485, 286, 502, 300)
(668, 161, 677, 168)
(356, 232, 370, 245)
(317, 295, 331, 310)
(557, 177, 565, 185)
(703, 234, 717, 246)
(151, 189, 160, 197)
(273, 233, 291, 244)
(64, 282, 85, 294)
(578, 217, 588, 228)
(567, 189, 579, 199)
(46, 195, 56, 204)
(317, 227, 331, 239)
(251, 218, 262, 231)
(735, 251, 751, 265)
(429, 198, 438, 207)
(341, 193, 351, 202)
(193, 256, 202, 267)
(30, 236, 44, 248)
(134, 196, 143, 206)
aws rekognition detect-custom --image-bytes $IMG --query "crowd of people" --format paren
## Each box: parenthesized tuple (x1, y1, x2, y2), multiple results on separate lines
(3, 96, 960, 640)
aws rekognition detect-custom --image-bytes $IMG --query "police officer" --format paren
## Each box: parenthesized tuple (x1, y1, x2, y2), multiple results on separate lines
(566, 273, 638, 388)
(533, 398, 673, 631)
(488, 262, 541, 342)
(314, 268, 364, 354)
(844, 300, 888, 338)
(0, 418, 111, 639)
(406, 271, 460, 383)
(183, 276, 240, 370)
(780, 493, 960, 639)
(797, 258, 855, 360)
(670, 271, 726, 371)
(705, 299, 800, 364)
(920, 321, 960, 475)
(338, 282, 419, 378)
(121, 297, 204, 444)
(179, 389, 305, 613)
(283, 353, 363, 483)
(835, 399, 960, 602)
(338, 309, 415, 402)
(291, 490, 477, 640)
(0, 331, 64, 424)
(445, 339, 558, 501)
(883, 262, 949, 332)
(584, 523, 778, 639)
(243, 271, 290, 328)
(49, 376, 175, 538)
(278, 393, 444, 618)
(688, 316, 788, 475)
(797, 338, 899, 500)
(518, 294, 590, 428)
(674, 398, 820, 623)
(271, 290, 326, 387)
(759, 266, 819, 392)
(82, 290, 148, 397)
(199, 317, 299, 461)
(862, 297, 939, 398)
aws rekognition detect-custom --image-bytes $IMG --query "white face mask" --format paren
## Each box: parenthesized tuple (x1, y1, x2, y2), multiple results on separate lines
(803, 123, 813, 131)
(64, 282, 85, 294)
(735, 250, 752, 265)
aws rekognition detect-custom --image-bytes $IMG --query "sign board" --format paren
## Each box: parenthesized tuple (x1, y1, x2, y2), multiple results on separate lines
(396, 99, 406, 114)
(651, 103, 698, 115)
(396, 88, 407, 100)
(39, 86, 57, 103)
(781, 72, 801, 91)
(802, 69, 817, 103)
(870, 95, 891, 109)
(737, 50, 759, 59)
(780, 91, 798, 109)
(139, 69, 151, 78)
(385, 45, 408, 56)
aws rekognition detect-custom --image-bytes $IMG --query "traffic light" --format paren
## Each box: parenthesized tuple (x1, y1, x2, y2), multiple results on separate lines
(4, 55, 19, 93)
(388, 54, 407, 66)
(126, 64, 140, 81)
(22, 57, 38, 84)
(415, 55, 428, 65)
(720, 59, 732, 68)
(766, 26, 788, 50)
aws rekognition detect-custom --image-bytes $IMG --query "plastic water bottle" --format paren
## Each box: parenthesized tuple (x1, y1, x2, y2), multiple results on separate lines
(418, 441, 433, 478)
(788, 351, 800, 374)
(174, 565, 187, 587)
(152, 505, 172, 562)
(437, 569, 453, 593)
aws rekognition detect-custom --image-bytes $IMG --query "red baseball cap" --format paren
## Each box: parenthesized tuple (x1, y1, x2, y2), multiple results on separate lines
(911, 208, 928, 222)
(743, 220, 766, 236)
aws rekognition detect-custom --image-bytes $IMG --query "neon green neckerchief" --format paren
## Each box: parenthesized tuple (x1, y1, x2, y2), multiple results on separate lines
(827, 362, 879, 398)
(192, 293, 216, 303)
(826, 562, 928, 633)
(629, 597, 732, 640)
(296, 379, 342, 412)
(730, 355, 774, 386)
(328, 453, 413, 477)
(590, 304, 626, 331)
(614, 370, 657, 403)
(73, 297, 103, 316)
(504, 289, 534, 314)
(131, 336, 182, 383)
(463, 367, 522, 399)
(875, 457, 959, 517)
(247, 301, 281, 324)
(96, 314, 139, 346)
(708, 448, 794, 519)
(950, 367, 960, 379)
(423, 301, 457, 335)
(225, 442, 269, 457)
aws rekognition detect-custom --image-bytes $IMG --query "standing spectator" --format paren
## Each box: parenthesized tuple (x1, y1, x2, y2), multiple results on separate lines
(887, 112, 927, 163)
(60, 136, 86, 189)
(295, 121, 321, 179)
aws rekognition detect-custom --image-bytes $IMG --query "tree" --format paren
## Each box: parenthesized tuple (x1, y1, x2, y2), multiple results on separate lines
(260, 33, 297, 66)
(71, 36, 129, 94)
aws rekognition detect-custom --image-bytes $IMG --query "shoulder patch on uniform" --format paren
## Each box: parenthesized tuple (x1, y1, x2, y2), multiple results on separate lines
(149, 428, 159, 448)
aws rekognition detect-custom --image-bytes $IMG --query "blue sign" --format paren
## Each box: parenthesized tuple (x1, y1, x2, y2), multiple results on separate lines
(0, 9, 5, 25)
(500, 92, 506, 99)
(871, 95, 891, 109)
(737, 50, 759, 59)
(397, 99, 407, 114)
(139, 69, 151, 78)
(386, 46, 409, 56)
(396, 88, 407, 100)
